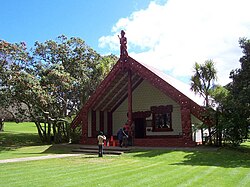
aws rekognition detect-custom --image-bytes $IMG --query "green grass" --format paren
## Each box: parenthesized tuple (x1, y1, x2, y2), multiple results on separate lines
(0, 121, 40, 146)
(3, 121, 38, 133)
(0, 122, 74, 159)
(0, 122, 43, 159)
(0, 122, 250, 187)
(0, 148, 250, 187)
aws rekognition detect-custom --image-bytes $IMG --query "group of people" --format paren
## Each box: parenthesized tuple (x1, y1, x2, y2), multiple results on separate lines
(97, 122, 134, 157)
(117, 122, 133, 148)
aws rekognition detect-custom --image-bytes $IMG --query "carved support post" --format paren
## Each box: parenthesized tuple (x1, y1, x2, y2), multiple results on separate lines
(128, 70, 132, 126)
(91, 110, 96, 137)
(81, 110, 88, 144)
(180, 98, 193, 145)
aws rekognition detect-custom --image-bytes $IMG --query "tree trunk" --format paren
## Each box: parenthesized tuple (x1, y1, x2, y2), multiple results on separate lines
(47, 121, 51, 144)
(208, 126, 212, 145)
(201, 128, 204, 145)
(205, 95, 212, 145)
(34, 121, 46, 142)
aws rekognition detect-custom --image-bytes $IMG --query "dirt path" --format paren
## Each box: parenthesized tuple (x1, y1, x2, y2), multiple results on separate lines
(0, 154, 83, 164)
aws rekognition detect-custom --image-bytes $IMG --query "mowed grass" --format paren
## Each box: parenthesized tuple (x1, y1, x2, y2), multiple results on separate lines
(0, 122, 45, 159)
(0, 122, 73, 159)
(0, 121, 40, 146)
(0, 122, 250, 187)
(1, 148, 250, 187)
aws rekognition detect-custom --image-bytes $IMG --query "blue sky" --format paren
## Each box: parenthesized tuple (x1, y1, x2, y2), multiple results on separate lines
(1, 0, 250, 85)
(0, 0, 153, 53)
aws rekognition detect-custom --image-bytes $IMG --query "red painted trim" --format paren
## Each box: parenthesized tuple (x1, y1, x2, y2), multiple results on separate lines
(83, 137, 195, 147)
(127, 70, 132, 126)
(84, 62, 121, 112)
(72, 55, 209, 131)
(93, 73, 127, 111)
(128, 57, 207, 124)
(80, 109, 88, 143)
(111, 77, 143, 113)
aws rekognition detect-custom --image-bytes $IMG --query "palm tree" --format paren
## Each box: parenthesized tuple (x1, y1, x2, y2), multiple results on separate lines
(191, 60, 217, 145)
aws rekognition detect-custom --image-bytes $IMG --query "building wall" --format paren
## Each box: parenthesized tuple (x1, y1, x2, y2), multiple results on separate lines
(88, 110, 109, 137)
(88, 111, 91, 137)
(113, 80, 182, 136)
(191, 114, 203, 143)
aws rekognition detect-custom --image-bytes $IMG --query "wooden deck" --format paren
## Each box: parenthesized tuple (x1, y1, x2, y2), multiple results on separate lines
(72, 145, 131, 155)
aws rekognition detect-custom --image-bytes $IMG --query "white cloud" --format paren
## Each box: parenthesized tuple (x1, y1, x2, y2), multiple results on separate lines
(98, 0, 250, 85)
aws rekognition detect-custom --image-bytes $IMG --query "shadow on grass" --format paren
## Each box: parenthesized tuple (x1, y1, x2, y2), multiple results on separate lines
(130, 146, 220, 158)
(131, 149, 172, 157)
(42, 144, 79, 154)
(131, 146, 250, 168)
(0, 132, 41, 152)
(172, 148, 250, 168)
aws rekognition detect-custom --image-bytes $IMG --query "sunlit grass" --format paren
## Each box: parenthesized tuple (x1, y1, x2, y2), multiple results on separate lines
(0, 122, 43, 159)
(0, 122, 76, 159)
(0, 148, 250, 187)
(3, 121, 38, 133)
(0, 122, 249, 186)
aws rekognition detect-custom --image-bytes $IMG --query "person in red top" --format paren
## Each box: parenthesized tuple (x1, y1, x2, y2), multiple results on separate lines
(123, 123, 130, 132)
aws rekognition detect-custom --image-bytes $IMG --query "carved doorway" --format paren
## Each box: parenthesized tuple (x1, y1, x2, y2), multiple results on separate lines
(134, 118, 146, 138)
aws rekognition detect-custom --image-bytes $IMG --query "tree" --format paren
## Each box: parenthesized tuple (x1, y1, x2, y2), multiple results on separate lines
(0, 36, 117, 143)
(209, 38, 250, 146)
(0, 40, 31, 121)
(190, 60, 217, 144)
(209, 85, 229, 146)
(226, 37, 250, 145)
(230, 38, 250, 128)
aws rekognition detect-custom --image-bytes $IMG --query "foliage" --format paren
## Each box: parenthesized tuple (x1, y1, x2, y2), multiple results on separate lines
(69, 125, 82, 144)
(0, 36, 117, 143)
(229, 37, 250, 137)
(191, 59, 217, 144)
(210, 38, 250, 146)
(191, 59, 217, 105)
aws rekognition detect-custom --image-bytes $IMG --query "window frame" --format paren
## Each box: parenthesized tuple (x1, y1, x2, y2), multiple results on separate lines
(151, 105, 173, 132)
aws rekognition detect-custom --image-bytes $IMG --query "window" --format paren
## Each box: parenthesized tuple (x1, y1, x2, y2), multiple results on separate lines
(151, 105, 173, 131)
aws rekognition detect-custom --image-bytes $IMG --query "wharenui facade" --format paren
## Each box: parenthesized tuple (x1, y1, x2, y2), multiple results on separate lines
(71, 31, 208, 147)
(71, 56, 210, 147)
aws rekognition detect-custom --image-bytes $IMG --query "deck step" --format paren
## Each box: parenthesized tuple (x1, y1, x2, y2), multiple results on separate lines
(72, 146, 131, 155)
(72, 148, 124, 155)
(79, 145, 131, 151)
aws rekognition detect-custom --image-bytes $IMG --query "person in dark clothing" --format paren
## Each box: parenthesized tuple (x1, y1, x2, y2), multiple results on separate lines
(122, 127, 129, 148)
(117, 128, 123, 147)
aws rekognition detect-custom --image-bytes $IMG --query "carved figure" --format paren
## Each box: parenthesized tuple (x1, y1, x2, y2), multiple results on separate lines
(118, 30, 128, 58)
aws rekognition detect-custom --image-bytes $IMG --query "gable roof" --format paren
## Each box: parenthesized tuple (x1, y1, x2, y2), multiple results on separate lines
(71, 56, 206, 128)
(140, 61, 205, 106)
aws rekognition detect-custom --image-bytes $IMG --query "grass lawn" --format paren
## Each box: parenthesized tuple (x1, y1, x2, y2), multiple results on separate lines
(0, 122, 73, 160)
(0, 122, 250, 187)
